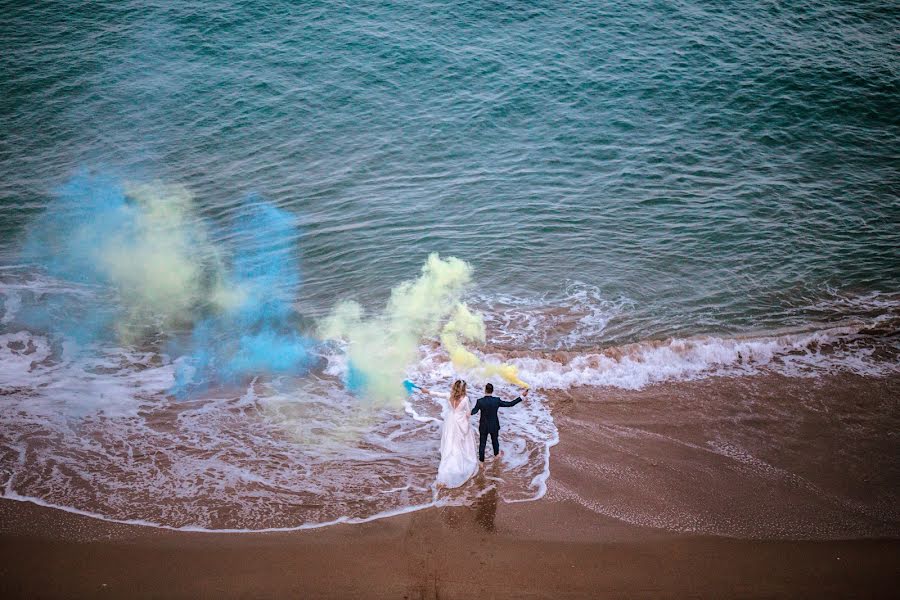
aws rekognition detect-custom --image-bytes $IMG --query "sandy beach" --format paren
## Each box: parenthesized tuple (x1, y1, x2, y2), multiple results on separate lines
(2, 497, 899, 599)
(2, 373, 898, 599)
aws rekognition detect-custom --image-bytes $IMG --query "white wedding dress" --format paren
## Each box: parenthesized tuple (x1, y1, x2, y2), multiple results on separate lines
(432, 391, 478, 488)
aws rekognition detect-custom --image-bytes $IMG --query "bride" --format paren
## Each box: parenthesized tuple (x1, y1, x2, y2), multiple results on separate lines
(419, 380, 478, 488)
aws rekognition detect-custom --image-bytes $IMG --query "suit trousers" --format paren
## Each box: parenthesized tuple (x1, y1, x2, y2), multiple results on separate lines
(478, 429, 499, 462)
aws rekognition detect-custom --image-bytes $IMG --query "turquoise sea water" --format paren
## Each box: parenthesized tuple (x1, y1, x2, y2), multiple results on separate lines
(0, 1, 898, 531)
(2, 0, 898, 344)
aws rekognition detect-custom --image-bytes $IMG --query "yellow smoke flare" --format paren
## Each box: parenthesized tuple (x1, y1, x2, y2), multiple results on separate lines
(320, 253, 528, 401)
(320, 254, 472, 402)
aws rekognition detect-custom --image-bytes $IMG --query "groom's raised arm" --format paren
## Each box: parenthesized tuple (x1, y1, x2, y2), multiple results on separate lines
(499, 396, 522, 407)
(471, 398, 481, 415)
(500, 388, 527, 407)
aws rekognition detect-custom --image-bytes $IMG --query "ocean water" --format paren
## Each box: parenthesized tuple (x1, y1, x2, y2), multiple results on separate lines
(0, 1, 898, 532)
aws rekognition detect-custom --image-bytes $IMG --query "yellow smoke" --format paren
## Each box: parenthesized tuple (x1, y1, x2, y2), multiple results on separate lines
(320, 253, 471, 402)
(97, 183, 232, 342)
(320, 253, 527, 403)
(440, 304, 529, 388)
(439, 303, 484, 370)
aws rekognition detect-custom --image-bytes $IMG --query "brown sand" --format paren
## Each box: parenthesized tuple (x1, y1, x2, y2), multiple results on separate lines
(3, 497, 899, 599)
(2, 373, 898, 598)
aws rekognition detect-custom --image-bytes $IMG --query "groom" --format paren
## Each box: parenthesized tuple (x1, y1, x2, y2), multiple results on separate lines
(471, 383, 528, 463)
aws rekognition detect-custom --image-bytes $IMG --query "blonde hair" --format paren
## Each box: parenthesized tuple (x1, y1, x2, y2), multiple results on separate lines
(449, 379, 467, 408)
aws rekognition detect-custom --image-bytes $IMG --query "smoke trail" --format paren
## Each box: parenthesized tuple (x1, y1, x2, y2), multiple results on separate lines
(18, 171, 521, 400)
(319, 253, 526, 403)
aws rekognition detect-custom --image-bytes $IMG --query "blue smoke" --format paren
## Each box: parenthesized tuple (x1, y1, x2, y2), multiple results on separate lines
(344, 362, 368, 394)
(18, 171, 131, 345)
(172, 197, 315, 394)
(23, 171, 129, 285)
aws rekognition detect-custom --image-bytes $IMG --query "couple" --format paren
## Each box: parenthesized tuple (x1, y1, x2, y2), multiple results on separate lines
(419, 381, 528, 488)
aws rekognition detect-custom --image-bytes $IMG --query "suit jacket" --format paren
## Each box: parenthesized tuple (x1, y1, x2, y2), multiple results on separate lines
(471, 395, 522, 433)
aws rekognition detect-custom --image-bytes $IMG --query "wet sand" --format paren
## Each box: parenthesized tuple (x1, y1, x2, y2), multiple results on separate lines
(2, 373, 898, 598)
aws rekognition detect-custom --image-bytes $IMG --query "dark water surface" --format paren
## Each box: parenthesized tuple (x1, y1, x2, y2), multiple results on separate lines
(2, 0, 898, 341)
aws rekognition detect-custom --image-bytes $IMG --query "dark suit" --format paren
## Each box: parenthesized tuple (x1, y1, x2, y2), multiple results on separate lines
(471, 394, 522, 462)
